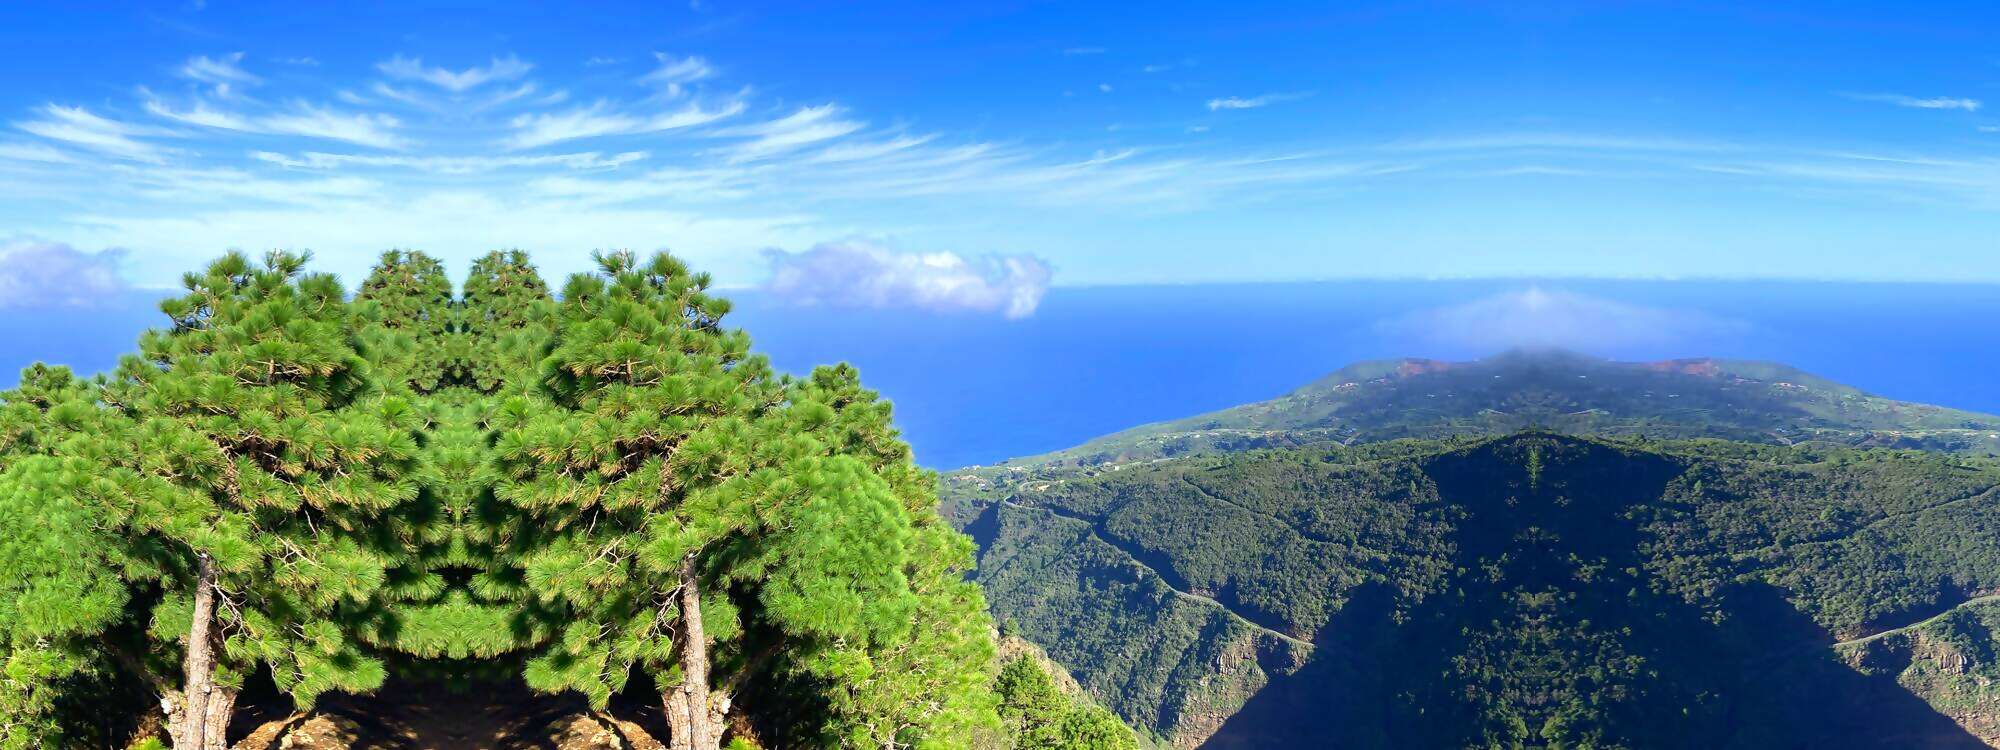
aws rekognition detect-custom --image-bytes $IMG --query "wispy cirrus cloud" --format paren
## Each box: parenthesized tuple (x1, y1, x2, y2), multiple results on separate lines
(19, 46, 2000, 292)
(502, 98, 743, 149)
(180, 52, 260, 93)
(378, 54, 533, 92)
(3, 49, 1421, 286)
(1842, 92, 1982, 112)
(715, 104, 864, 162)
(640, 53, 714, 95)
(1206, 91, 1313, 111)
(14, 105, 174, 162)
(145, 98, 408, 149)
(252, 150, 647, 173)
(1386, 132, 1733, 153)
(0, 142, 79, 164)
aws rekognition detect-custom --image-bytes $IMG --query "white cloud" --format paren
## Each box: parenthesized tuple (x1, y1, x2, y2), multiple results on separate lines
(274, 56, 319, 67)
(146, 99, 408, 149)
(502, 98, 744, 149)
(716, 104, 863, 162)
(640, 52, 714, 96)
(1206, 91, 1313, 111)
(1844, 92, 1982, 112)
(495, 107, 625, 146)
(15, 105, 171, 162)
(761, 240, 1053, 318)
(804, 134, 938, 164)
(41, 51, 1968, 292)
(377, 54, 533, 92)
(585, 56, 624, 67)
(0, 239, 130, 308)
(0, 142, 79, 164)
(143, 98, 252, 130)
(1387, 133, 1730, 153)
(1374, 287, 1749, 357)
(18, 51, 1455, 220)
(369, 83, 436, 109)
(180, 52, 260, 86)
(252, 150, 646, 173)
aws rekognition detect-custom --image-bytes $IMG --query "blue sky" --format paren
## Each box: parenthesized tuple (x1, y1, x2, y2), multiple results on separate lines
(3, 0, 2000, 315)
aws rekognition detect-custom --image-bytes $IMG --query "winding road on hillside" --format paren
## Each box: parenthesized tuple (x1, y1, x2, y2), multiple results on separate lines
(1832, 593, 2000, 650)
(995, 499, 1316, 650)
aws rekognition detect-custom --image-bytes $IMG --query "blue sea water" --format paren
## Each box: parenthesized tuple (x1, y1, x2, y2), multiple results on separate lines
(7, 280, 1997, 470)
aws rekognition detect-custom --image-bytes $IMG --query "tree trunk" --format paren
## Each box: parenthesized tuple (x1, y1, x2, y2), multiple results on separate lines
(201, 684, 237, 750)
(664, 553, 728, 750)
(170, 552, 220, 750)
(663, 690, 695, 750)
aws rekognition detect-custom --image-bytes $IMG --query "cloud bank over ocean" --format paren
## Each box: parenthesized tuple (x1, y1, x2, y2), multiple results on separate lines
(760, 241, 1052, 319)
(1375, 287, 1751, 357)
(0, 238, 131, 309)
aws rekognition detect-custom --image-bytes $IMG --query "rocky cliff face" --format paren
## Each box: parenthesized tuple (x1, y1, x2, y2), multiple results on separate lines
(227, 680, 669, 750)
(1841, 601, 2000, 748)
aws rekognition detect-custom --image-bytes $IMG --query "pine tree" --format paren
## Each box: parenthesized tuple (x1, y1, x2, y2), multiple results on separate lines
(354, 250, 558, 673)
(492, 250, 777, 747)
(452, 250, 560, 658)
(73, 251, 420, 748)
(996, 656, 1137, 750)
(764, 365, 1003, 748)
(0, 248, 1140, 749)
(459, 249, 556, 396)
(350, 250, 464, 667)
(0, 367, 130, 749)
(493, 251, 1005, 748)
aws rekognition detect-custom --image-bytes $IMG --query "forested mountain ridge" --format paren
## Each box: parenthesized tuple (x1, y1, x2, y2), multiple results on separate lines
(959, 350, 2000, 481)
(945, 357, 2000, 748)
(0, 250, 1136, 750)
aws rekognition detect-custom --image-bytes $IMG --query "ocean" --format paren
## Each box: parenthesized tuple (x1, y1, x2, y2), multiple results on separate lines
(9, 280, 1998, 470)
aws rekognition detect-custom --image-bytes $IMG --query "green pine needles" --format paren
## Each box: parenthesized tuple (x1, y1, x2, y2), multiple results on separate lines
(0, 249, 1133, 750)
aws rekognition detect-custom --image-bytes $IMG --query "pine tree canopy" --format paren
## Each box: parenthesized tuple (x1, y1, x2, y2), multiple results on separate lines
(0, 249, 1136, 750)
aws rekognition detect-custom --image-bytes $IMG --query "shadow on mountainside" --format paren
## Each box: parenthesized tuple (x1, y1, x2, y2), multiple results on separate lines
(1204, 434, 1986, 749)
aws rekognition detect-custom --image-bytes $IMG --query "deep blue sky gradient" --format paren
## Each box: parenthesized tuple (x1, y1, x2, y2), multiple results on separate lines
(3, 2, 2000, 284)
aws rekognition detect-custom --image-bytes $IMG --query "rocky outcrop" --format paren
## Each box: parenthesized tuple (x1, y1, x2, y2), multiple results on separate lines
(226, 681, 669, 750)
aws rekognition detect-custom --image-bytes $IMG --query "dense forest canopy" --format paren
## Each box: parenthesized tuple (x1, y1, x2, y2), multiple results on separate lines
(941, 348, 2000, 747)
(951, 431, 2000, 748)
(0, 250, 1136, 750)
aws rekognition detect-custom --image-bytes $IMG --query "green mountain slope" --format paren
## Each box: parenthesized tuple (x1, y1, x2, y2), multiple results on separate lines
(963, 350, 2000, 480)
(945, 354, 2000, 748)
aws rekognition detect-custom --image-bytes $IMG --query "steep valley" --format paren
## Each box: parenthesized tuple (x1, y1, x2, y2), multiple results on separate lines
(946, 352, 2000, 747)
